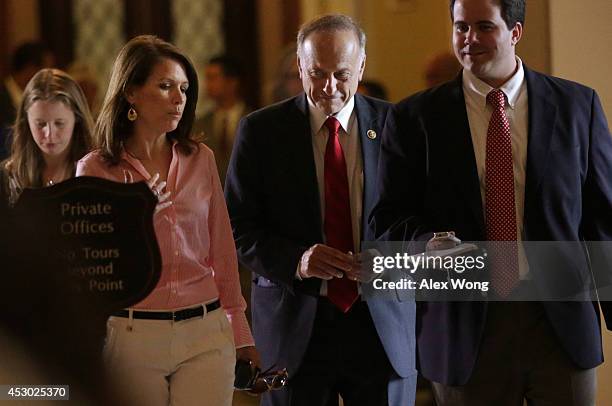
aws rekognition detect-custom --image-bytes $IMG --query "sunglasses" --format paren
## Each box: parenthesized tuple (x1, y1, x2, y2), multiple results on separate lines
(251, 365, 288, 393)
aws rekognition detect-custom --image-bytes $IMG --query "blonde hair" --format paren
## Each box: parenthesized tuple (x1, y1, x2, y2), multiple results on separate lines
(4, 68, 93, 188)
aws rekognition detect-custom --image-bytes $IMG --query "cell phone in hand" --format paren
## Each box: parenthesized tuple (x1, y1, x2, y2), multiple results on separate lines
(234, 359, 257, 390)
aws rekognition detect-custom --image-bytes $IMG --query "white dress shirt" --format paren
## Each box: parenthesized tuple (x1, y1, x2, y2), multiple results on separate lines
(308, 96, 364, 252)
(462, 57, 530, 278)
(305, 96, 364, 292)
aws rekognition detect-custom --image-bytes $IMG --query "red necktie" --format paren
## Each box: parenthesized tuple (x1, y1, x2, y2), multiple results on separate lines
(324, 116, 358, 312)
(485, 89, 519, 297)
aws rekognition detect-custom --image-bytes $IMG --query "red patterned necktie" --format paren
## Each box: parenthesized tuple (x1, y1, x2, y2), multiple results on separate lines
(485, 89, 519, 297)
(324, 116, 358, 312)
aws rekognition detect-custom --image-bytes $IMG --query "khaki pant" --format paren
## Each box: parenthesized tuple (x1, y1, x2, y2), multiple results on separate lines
(104, 306, 236, 406)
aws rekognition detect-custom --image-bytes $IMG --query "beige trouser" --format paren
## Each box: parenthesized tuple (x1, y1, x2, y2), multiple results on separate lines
(103, 307, 236, 406)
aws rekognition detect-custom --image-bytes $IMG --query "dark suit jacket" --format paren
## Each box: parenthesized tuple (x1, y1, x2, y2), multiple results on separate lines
(225, 93, 417, 380)
(371, 67, 612, 385)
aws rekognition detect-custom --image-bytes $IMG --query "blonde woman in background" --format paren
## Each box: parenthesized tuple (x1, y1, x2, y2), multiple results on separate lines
(0, 68, 93, 206)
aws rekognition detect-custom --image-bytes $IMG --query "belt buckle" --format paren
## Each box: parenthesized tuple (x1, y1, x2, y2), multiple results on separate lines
(172, 310, 180, 322)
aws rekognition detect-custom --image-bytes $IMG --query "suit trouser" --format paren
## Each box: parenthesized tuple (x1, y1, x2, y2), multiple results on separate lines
(431, 302, 596, 406)
(262, 299, 393, 406)
(103, 307, 236, 406)
(388, 371, 417, 406)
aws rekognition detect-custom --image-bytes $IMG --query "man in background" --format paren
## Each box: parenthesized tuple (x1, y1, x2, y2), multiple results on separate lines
(423, 52, 461, 88)
(358, 80, 388, 100)
(0, 41, 54, 159)
(194, 55, 250, 182)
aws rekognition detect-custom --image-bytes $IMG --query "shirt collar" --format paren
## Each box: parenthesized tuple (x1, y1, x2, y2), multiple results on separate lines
(120, 140, 178, 171)
(307, 95, 355, 135)
(462, 56, 525, 109)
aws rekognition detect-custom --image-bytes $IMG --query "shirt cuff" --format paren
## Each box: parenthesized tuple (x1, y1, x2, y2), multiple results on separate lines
(227, 310, 254, 347)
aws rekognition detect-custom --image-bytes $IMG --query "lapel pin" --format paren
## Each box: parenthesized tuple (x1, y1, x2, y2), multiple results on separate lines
(367, 129, 377, 140)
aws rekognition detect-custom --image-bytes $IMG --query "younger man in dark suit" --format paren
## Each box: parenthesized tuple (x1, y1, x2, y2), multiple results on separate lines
(226, 14, 417, 406)
(371, 0, 612, 405)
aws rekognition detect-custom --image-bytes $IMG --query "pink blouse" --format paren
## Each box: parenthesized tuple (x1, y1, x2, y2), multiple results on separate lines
(76, 143, 253, 347)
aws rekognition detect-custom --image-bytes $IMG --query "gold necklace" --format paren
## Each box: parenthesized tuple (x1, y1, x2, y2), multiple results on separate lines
(44, 167, 69, 186)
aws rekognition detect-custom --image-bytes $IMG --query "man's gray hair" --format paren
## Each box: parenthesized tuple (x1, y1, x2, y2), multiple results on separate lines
(297, 14, 366, 56)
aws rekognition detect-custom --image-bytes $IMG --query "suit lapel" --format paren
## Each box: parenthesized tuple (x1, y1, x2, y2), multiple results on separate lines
(524, 68, 558, 225)
(444, 77, 486, 235)
(355, 94, 379, 171)
(354, 94, 380, 238)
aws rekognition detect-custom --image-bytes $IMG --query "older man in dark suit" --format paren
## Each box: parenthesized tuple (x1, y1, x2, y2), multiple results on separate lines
(371, 0, 612, 405)
(225, 14, 417, 406)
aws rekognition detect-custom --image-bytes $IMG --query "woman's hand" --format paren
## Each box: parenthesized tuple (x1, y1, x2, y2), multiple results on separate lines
(125, 170, 172, 214)
(236, 345, 261, 369)
(147, 173, 172, 213)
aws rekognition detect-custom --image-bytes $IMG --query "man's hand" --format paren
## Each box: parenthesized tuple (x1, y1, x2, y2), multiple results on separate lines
(298, 244, 353, 280)
(344, 249, 381, 283)
(426, 231, 461, 252)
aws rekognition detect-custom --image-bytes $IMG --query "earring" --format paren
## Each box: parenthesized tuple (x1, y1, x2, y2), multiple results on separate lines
(127, 105, 138, 121)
